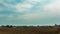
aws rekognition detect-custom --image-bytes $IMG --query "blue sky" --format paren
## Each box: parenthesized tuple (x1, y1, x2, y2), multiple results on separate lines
(0, 0, 60, 26)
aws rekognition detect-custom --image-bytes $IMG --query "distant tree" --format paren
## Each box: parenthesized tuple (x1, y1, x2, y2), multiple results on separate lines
(55, 24, 57, 27)
(6, 25, 13, 28)
(9, 25, 13, 27)
(1, 25, 5, 27)
(6, 25, 9, 27)
(22, 26, 28, 28)
(48, 26, 52, 28)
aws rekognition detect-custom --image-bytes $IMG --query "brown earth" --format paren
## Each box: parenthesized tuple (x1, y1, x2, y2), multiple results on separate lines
(0, 27, 60, 34)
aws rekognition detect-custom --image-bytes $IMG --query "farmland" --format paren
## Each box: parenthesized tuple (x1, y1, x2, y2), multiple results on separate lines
(0, 26, 60, 34)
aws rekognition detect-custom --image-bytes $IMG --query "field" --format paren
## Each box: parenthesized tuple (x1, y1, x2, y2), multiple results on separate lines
(0, 26, 60, 34)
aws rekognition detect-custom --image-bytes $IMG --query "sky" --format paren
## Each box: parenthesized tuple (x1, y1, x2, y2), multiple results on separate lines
(0, 0, 60, 26)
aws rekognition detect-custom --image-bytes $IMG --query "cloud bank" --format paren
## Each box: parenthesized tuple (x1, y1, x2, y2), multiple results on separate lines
(0, 0, 60, 26)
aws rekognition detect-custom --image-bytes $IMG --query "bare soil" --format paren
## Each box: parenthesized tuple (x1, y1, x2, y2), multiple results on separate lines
(0, 27, 59, 34)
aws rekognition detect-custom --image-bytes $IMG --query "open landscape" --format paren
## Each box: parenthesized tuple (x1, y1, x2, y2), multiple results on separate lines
(0, 0, 60, 34)
(0, 25, 60, 34)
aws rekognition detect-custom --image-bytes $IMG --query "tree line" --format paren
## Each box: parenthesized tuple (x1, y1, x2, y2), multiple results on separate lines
(0, 24, 60, 28)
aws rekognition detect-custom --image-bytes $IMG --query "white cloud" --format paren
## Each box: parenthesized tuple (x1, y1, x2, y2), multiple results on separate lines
(43, 0, 60, 12)
(42, 0, 60, 18)
(15, 0, 44, 13)
(26, 0, 43, 4)
(26, 0, 43, 2)
(20, 13, 41, 20)
(0, 0, 16, 12)
(16, 3, 33, 12)
(1, 0, 59, 20)
(16, 0, 60, 20)
(17, 12, 50, 20)
(7, 15, 14, 20)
